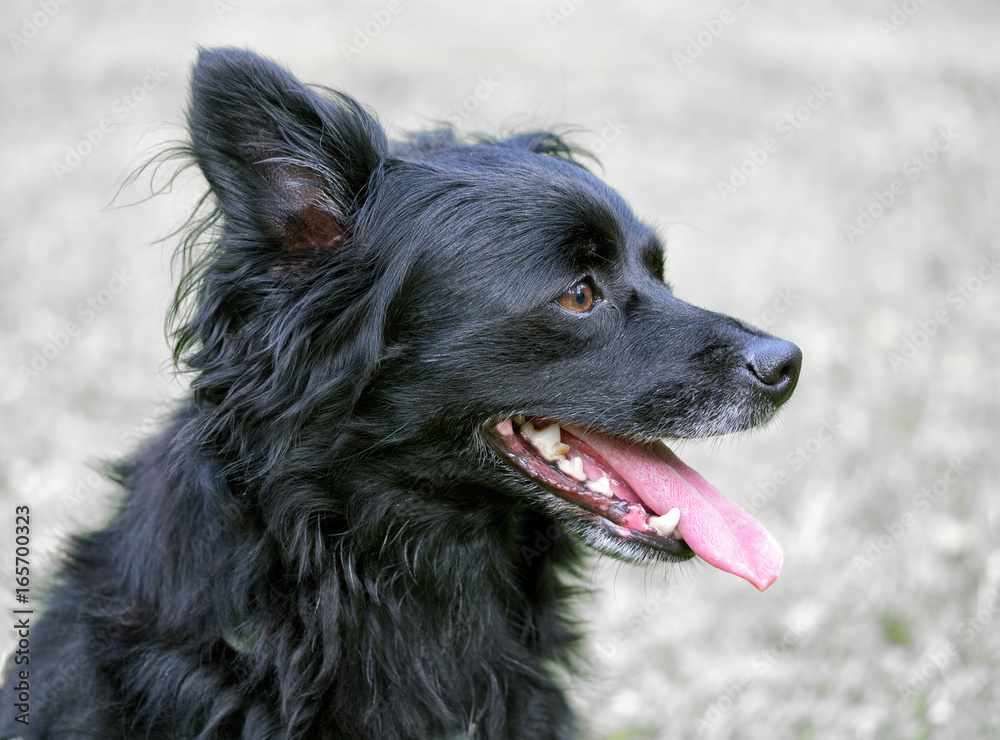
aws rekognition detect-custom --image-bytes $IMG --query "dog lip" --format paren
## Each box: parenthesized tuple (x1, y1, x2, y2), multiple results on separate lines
(489, 416, 785, 591)
(558, 421, 784, 591)
(485, 417, 694, 559)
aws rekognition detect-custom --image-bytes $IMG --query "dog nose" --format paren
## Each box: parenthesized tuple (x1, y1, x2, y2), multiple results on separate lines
(744, 337, 802, 407)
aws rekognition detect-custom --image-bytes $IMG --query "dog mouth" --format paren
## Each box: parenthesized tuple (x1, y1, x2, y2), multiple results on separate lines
(487, 416, 783, 591)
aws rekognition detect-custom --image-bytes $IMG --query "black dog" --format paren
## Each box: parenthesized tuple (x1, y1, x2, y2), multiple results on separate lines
(2, 49, 800, 739)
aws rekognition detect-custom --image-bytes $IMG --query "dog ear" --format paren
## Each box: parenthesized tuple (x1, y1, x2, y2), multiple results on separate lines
(188, 48, 387, 251)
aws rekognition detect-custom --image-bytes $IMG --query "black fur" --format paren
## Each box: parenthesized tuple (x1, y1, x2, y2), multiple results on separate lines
(2, 49, 801, 739)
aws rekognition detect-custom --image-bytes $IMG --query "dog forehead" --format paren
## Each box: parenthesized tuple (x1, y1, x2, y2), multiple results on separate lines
(388, 142, 646, 253)
(363, 140, 660, 309)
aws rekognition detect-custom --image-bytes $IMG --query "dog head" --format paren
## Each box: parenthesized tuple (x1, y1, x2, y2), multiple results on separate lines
(182, 48, 800, 590)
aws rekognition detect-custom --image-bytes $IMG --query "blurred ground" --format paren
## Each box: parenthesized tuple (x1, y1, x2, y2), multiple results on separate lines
(1, 1, 999, 738)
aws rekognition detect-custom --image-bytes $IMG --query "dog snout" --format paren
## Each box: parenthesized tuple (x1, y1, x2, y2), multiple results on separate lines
(742, 336, 802, 407)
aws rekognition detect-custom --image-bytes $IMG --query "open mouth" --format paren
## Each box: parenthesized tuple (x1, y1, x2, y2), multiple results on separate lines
(488, 416, 783, 591)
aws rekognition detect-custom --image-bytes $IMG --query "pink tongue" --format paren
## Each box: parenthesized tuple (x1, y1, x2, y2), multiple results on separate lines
(574, 431, 783, 591)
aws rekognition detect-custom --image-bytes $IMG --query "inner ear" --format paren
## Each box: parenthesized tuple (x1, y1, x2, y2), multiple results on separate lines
(188, 49, 388, 257)
(284, 200, 346, 251)
(269, 165, 347, 251)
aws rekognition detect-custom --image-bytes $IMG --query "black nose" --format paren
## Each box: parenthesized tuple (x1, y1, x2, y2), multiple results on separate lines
(744, 337, 802, 407)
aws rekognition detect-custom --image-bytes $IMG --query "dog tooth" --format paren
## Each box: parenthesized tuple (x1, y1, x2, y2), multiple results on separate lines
(649, 508, 681, 537)
(521, 421, 569, 461)
(557, 456, 587, 482)
(513, 414, 526, 427)
(587, 476, 614, 497)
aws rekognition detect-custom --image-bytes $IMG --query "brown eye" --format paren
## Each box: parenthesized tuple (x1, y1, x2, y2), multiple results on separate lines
(557, 281, 595, 313)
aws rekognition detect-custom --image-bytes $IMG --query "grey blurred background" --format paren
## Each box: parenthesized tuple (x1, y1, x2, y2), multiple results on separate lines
(1, 1, 998, 738)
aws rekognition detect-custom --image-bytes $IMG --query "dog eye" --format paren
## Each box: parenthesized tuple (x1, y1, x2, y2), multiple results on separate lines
(557, 280, 595, 313)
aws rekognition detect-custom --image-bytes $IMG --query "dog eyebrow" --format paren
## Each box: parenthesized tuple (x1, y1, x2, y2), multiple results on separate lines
(558, 222, 665, 279)
(557, 209, 623, 265)
(641, 235, 667, 280)
(569, 237, 616, 263)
